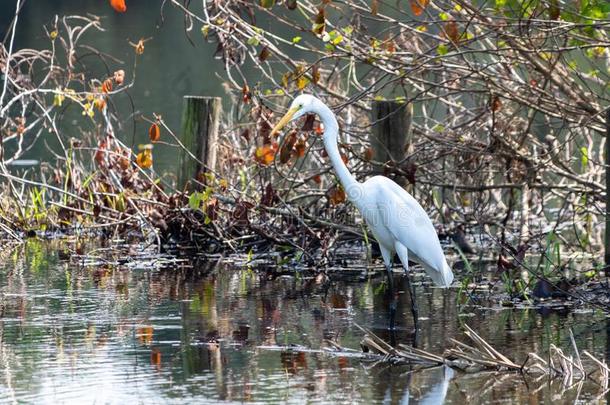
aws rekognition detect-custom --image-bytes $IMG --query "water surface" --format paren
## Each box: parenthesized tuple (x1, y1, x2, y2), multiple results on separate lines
(0, 240, 609, 403)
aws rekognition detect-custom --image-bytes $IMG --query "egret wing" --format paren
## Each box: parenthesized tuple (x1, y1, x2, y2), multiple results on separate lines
(367, 177, 451, 285)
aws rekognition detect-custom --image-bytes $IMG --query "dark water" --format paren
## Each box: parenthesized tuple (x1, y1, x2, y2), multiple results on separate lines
(0, 240, 609, 403)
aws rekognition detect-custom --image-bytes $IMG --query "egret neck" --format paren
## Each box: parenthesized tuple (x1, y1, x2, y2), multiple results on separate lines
(316, 101, 362, 203)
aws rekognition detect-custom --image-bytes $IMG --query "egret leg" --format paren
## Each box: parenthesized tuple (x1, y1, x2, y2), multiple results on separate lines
(404, 274, 419, 327)
(395, 243, 419, 328)
(380, 246, 397, 332)
(385, 263, 397, 332)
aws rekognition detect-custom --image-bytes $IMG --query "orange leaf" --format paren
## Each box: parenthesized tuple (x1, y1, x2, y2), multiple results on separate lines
(131, 39, 147, 55)
(255, 144, 277, 166)
(295, 137, 307, 157)
(95, 141, 107, 166)
(340, 153, 348, 164)
(94, 97, 106, 111)
(314, 123, 324, 135)
(136, 150, 153, 169)
(149, 123, 161, 143)
(137, 326, 153, 345)
(363, 147, 374, 161)
(242, 84, 251, 104)
(109, 0, 127, 13)
(312, 174, 322, 184)
(409, 0, 429, 16)
(102, 78, 113, 94)
(328, 185, 346, 205)
(151, 348, 161, 365)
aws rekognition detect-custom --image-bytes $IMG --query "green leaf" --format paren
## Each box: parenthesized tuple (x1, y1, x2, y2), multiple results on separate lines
(331, 33, 344, 45)
(439, 12, 449, 21)
(260, 0, 275, 8)
(189, 192, 203, 210)
(433, 124, 445, 132)
(247, 36, 260, 46)
(580, 146, 589, 168)
(292, 36, 302, 44)
(342, 25, 354, 35)
(437, 44, 449, 55)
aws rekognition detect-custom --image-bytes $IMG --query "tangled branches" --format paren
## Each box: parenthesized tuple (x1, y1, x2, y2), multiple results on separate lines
(172, 0, 610, 272)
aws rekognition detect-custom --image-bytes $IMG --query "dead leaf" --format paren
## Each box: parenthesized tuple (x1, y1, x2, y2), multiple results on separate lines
(151, 348, 161, 366)
(261, 183, 278, 206)
(113, 69, 125, 84)
(243, 84, 252, 104)
(443, 20, 459, 43)
(206, 198, 218, 221)
(302, 114, 316, 131)
(232, 201, 254, 227)
(491, 96, 502, 112)
(254, 143, 277, 166)
(136, 149, 153, 169)
(102, 78, 113, 93)
(95, 141, 107, 166)
(109, 0, 127, 13)
(94, 97, 106, 111)
(280, 131, 297, 163)
(548, 0, 560, 20)
(137, 326, 153, 345)
(295, 137, 307, 157)
(259, 46, 271, 61)
(312, 8, 325, 35)
(409, 0, 429, 16)
(311, 65, 321, 84)
(327, 185, 346, 205)
(149, 123, 160, 142)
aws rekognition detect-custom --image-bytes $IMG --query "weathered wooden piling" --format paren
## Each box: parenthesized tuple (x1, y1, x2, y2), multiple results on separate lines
(178, 96, 221, 190)
(604, 109, 610, 276)
(370, 100, 413, 185)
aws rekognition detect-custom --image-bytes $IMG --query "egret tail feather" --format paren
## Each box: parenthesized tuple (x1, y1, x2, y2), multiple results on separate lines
(422, 261, 453, 288)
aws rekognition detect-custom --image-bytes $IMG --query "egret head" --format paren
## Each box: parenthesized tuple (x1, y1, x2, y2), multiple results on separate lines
(270, 94, 319, 136)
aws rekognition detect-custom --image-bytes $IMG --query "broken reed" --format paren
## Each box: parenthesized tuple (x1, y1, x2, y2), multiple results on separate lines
(356, 323, 610, 388)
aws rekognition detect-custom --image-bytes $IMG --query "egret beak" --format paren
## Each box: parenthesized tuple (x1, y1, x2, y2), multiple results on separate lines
(271, 106, 300, 136)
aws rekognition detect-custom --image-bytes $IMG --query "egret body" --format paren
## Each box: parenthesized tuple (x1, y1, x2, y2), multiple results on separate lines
(271, 95, 454, 320)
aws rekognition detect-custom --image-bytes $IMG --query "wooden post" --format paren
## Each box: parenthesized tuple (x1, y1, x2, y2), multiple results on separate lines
(178, 96, 221, 190)
(370, 100, 413, 185)
(605, 109, 610, 274)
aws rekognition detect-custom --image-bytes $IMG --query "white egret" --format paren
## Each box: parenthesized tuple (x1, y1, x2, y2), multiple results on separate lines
(271, 94, 454, 322)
